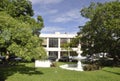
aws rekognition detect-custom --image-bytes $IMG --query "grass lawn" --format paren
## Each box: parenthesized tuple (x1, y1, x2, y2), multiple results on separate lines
(0, 62, 120, 81)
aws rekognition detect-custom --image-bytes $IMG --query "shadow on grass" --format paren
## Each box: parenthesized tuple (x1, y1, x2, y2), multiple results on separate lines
(0, 64, 43, 81)
(103, 69, 120, 75)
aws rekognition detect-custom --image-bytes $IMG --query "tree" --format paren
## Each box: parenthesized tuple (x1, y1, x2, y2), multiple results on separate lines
(78, 1, 120, 64)
(0, 0, 46, 61)
(0, 0, 9, 11)
(0, 0, 44, 36)
(7, 0, 34, 17)
(81, 2, 103, 20)
(0, 12, 46, 61)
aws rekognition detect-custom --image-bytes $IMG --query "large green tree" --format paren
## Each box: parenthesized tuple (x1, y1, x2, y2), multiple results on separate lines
(78, 1, 120, 63)
(0, 0, 46, 61)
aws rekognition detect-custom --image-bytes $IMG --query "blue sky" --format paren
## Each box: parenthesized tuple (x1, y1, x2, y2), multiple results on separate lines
(30, 0, 115, 34)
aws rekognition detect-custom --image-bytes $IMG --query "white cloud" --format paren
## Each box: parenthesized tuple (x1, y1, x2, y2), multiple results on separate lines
(41, 26, 79, 34)
(41, 26, 65, 33)
(46, 10, 58, 14)
(50, 9, 81, 23)
(49, 8, 89, 26)
(34, 9, 58, 16)
(30, 0, 63, 5)
(41, 9, 58, 15)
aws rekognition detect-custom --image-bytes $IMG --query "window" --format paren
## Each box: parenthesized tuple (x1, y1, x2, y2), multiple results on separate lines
(49, 38, 58, 47)
(70, 51, 77, 56)
(60, 38, 68, 47)
(60, 51, 68, 57)
(49, 51, 58, 58)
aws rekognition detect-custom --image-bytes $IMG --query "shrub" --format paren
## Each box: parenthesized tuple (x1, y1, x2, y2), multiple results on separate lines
(83, 64, 101, 71)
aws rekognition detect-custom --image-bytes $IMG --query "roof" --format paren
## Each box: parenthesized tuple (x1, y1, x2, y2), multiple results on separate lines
(39, 32, 77, 38)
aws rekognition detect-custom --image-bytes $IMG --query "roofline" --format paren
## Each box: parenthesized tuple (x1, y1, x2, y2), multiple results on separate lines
(39, 32, 77, 38)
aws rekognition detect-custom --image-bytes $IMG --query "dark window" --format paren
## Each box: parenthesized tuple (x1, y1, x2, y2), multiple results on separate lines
(49, 38, 58, 47)
(49, 51, 58, 58)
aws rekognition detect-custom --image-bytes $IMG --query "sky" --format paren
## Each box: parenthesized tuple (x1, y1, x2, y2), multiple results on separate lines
(30, 0, 115, 34)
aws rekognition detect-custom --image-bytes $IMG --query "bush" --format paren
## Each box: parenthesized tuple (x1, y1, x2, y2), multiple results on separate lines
(83, 64, 101, 71)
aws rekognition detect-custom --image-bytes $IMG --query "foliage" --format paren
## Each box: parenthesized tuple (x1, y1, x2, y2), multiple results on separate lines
(83, 64, 101, 71)
(81, 2, 103, 19)
(0, 0, 34, 17)
(0, 12, 46, 60)
(77, 1, 120, 64)
(0, 0, 46, 61)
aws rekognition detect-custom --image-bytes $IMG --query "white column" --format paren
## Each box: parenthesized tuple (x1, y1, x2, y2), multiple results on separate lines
(57, 51, 60, 61)
(58, 51, 61, 60)
(47, 37, 49, 48)
(58, 38, 61, 61)
(68, 47, 70, 57)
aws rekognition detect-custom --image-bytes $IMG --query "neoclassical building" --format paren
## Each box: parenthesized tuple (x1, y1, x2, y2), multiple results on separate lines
(39, 32, 78, 60)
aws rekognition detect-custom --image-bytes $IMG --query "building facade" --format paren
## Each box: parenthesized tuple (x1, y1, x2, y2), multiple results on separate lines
(39, 32, 78, 60)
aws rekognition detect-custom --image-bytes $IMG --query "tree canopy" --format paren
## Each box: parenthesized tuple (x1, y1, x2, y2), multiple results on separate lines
(78, 1, 120, 63)
(0, 0, 46, 61)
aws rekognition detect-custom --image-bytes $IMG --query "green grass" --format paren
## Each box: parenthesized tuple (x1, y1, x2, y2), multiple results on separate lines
(0, 62, 120, 81)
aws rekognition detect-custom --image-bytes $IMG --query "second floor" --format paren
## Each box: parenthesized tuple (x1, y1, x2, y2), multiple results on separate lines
(39, 32, 77, 48)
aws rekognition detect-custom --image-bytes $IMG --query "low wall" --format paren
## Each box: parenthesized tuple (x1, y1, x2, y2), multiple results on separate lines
(35, 60, 51, 68)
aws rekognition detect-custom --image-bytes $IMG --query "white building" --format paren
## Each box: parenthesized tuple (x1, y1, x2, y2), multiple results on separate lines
(39, 32, 78, 60)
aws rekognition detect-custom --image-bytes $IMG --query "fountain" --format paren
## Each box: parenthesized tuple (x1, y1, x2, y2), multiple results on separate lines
(60, 44, 86, 71)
